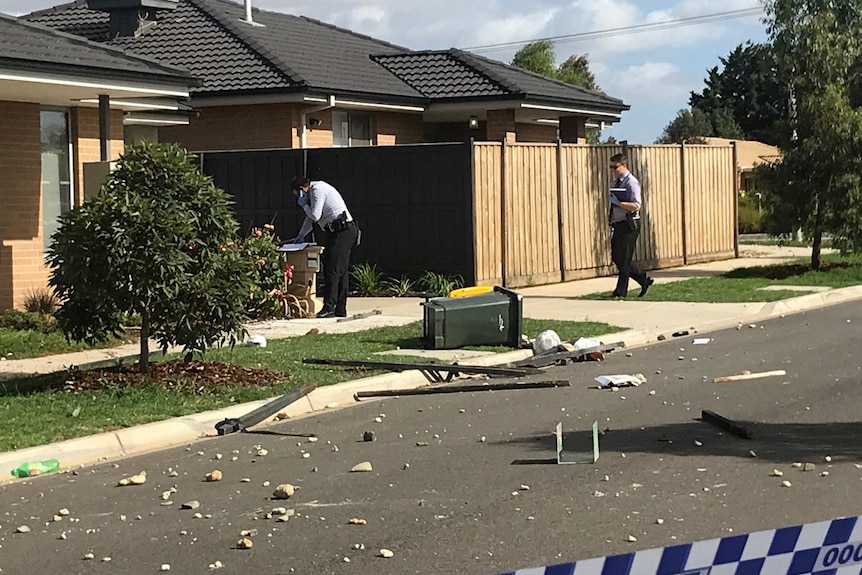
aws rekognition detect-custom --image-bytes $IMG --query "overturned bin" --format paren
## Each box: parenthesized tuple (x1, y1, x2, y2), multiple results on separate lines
(421, 286, 523, 350)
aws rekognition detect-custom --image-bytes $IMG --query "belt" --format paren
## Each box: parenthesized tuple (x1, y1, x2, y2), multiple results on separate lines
(324, 220, 355, 233)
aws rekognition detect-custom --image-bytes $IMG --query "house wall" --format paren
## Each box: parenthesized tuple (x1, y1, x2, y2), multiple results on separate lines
(375, 112, 424, 145)
(0, 103, 125, 310)
(160, 103, 299, 151)
(516, 123, 559, 143)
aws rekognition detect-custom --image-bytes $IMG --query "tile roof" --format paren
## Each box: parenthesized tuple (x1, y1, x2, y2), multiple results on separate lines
(0, 11, 192, 83)
(27, 0, 423, 99)
(373, 49, 627, 111)
(25, 0, 627, 112)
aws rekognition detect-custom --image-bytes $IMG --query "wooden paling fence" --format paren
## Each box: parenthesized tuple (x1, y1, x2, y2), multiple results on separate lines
(472, 142, 737, 287)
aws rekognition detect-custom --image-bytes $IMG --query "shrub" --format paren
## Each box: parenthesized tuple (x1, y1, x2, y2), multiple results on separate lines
(47, 142, 253, 372)
(0, 309, 59, 333)
(383, 275, 416, 297)
(738, 194, 764, 234)
(350, 263, 385, 296)
(23, 289, 60, 315)
(240, 224, 285, 319)
(419, 271, 464, 296)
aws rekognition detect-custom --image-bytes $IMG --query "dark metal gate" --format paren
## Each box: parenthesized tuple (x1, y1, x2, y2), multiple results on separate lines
(199, 142, 476, 284)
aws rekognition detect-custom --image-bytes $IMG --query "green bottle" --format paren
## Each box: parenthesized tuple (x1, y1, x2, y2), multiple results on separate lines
(10, 459, 60, 478)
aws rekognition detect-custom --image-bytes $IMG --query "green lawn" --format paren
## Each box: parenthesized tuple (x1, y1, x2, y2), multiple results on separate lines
(0, 329, 130, 360)
(0, 318, 624, 453)
(579, 254, 862, 303)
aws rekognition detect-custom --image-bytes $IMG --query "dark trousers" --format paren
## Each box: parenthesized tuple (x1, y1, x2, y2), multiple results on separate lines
(321, 222, 359, 315)
(610, 221, 649, 296)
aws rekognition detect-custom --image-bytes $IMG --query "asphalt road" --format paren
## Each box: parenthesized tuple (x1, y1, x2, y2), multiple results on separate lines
(2, 303, 862, 575)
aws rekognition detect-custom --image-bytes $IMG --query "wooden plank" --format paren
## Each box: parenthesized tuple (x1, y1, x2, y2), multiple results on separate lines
(713, 370, 787, 383)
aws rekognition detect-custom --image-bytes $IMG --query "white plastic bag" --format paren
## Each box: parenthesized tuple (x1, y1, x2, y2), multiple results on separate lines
(532, 330, 562, 355)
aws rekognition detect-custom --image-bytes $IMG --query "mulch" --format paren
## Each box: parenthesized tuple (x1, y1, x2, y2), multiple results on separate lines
(59, 360, 289, 395)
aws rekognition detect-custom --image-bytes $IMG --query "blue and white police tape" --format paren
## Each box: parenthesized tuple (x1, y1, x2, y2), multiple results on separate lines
(495, 515, 862, 575)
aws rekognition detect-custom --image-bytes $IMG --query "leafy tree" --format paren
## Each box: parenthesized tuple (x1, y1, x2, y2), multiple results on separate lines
(689, 42, 790, 145)
(761, 0, 862, 269)
(511, 39, 558, 79)
(655, 108, 713, 144)
(47, 142, 253, 372)
(557, 54, 599, 91)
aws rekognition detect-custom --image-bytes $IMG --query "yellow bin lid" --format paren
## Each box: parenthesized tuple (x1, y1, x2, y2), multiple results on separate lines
(448, 285, 494, 298)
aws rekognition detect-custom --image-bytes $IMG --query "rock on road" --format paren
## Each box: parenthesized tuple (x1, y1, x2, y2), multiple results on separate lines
(2, 302, 862, 575)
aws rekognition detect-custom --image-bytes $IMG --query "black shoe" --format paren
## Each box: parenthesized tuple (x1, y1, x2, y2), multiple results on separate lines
(316, 310, 337, 319)
(638, 277, 654, 298)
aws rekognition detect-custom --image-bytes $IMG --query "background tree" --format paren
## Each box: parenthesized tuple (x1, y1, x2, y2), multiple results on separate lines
(689, 42, 790, 145)
(511, 40, 605, 140)
(655, 108, 713, 144)
(761, 0, 862, 269)
(47, 142, 253, 371)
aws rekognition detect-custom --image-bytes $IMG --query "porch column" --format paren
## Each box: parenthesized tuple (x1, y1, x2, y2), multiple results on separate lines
(486, 109, 516, 143)
(98, 94, 110, 161)
(559, 116, 587, 144)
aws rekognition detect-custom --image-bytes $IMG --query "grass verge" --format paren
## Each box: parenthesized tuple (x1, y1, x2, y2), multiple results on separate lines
(579, 254, 862, 303)
(0, 329, 130, 360)
(0, 318, 623, 453)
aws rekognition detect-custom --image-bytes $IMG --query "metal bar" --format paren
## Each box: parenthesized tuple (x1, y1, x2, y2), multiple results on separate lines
(215, 383, 316, 436)
(354, 380, 570, 400)
(731, 141, 740, 259)
(336, 309, 382, 323)
(701, 409, 753, 440)
(508, 342, 625, 369)
(302, 358, 538, 377)
(98, 94, 110, 162)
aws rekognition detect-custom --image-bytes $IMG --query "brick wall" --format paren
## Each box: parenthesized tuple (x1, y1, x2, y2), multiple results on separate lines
(559, 116, 587, 144)
(0, 101, 47, 309)
(516, 123, 559, 143)
(305, 110, 333, 148)
(376, 112, 424, 145)
(160, 103, 298, 151)
(73, 107, 125, 205)
(486, 109, 517, 143)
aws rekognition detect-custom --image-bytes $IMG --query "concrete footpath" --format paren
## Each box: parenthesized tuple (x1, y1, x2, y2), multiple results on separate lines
(1, 244, 858, 482)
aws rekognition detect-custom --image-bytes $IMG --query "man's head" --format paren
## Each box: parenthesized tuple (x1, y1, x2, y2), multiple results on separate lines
(290, 176, 311, 196)
(610, 154, 628, 178)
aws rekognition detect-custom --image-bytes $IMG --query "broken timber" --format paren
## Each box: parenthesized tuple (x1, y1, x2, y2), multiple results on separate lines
(215, 383, 316, 436)
(713, 370, 787, 383)
(302, 358, 541, 383)
(354, 380, 570, 400)
(508, 342, 626, 369)
(336, 308, 383, 323)
(701, 410, 753, 440)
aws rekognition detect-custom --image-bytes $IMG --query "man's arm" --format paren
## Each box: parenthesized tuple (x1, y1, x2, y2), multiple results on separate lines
(302, 182, 327, 223)
(618, 179, 641, 213)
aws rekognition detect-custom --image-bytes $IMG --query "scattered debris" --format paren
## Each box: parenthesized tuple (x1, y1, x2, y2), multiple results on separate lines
(825, 456, 833, 463)
(803, 463, 816, 472)
(182, 501, 201, 510)
(205, 470, 223, 482)
(246, 335, 267, 348)
(305, 357, 537, 383)
(348, 518, 367, 525)
(556, 421, 600, 464)
(355, 380, 570, 400)
(379, 549, 395, 558)
(237, 537, 254, 549)
(701, 410, 753, 440)
(337, 308, 383, 323)
(672, 331, 690, 338)
(118, 471, 147, 486)
(820, 471, 830, 477)
(595, 374, 646, 389)
(215, 383, 317, 436)
(351, 462, 373, 473)
(713, 370, 787, 384)
(781, 480, 792, 488)
(627, 535, 638, 542)
(272, 484, 296, 499)
(161, 564, 171, 571)
(792, 463, 803, 469)
(771, 470, 784, 477)
(693, 338, 711, 345)
(533, 330, 562, 355)
(16, 525, 30, 533)
(656, 519, 665, 525)
(749, 451, 758, 458)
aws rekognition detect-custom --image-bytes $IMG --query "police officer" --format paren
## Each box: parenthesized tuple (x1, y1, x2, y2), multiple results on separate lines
(607, 154, 653, 298)
(290, 176, 360, 318)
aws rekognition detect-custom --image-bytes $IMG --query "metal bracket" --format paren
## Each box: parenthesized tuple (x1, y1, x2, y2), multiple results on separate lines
(555, 421, 600, 464)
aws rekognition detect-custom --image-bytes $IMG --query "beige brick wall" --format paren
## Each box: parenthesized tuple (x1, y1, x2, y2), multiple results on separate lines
(0, 101, 48, 309)
(376, 112, 424, 145)
(72, 107, 125, 205)
(305, 110, 333, 148)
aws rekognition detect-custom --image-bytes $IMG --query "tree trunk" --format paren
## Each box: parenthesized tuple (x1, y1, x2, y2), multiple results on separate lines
(139, 309, 150, 373)
(812, 228, 822, 271)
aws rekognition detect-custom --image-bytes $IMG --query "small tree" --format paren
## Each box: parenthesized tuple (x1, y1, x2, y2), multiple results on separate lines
(47, 142, 253, 372)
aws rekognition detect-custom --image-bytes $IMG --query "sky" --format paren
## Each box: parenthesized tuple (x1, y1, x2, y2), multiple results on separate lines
(2, 0, 769, 143)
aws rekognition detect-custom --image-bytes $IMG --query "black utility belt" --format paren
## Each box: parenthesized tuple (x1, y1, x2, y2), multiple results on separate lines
(324, 219, 355, 233)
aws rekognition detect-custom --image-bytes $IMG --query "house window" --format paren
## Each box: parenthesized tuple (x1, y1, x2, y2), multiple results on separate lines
(40, 109, 73, 252)
(332, 111, 372, 147)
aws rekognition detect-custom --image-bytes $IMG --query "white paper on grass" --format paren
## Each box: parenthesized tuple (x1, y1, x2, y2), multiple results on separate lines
(595, 375, 642, 388)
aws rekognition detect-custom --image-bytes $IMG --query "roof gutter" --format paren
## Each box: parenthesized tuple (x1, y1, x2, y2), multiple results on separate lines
(300, 95, 335, 148)
(520, 102, 622, 119)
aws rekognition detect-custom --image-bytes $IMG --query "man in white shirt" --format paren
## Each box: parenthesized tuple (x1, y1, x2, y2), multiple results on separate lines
(290, 176, 360, 318)
(607, 153, 653, 298)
